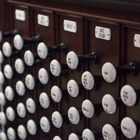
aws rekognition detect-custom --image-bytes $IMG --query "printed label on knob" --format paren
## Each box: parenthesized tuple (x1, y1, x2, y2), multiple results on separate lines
(4, 86, 14, 101)
(81, 71, 94, 90)
(102, 62, 117, 83)
(67, 79, 79, 98)
(39, 92, 50, 109)
(27, 120, 37, 135)
(102, 124, 117, 140)
(4, 64, 13, 79)
(0, 92, 6, 106)
(0, 71, 5, 85)
(0, 50, 4, 64)
(102, 94, 116, 114)
(25, 74, 35, 90)
(38, 68, 49, 85)
(66, 51, 79, 69)
(15, 59, 25, 74)
(68, 107, 80, 125)
(120, 85, 137, 107)
(16, 81, 26, 96)
(6, 107, 15, 121)
(0, 112, 7, 125)
(81, 99, 94, 118)
(17, 103, 26, 118)
(121, 117, 137, 139)
(53, 136, 62, 140)
(68, 133, 79, 140)
(51, 111, 63, 128)
(51, 86, 62, 103)
(50, 59, 61, 77)
(26, 98, 36, 114)
(17, 125, 27, 140)
(24, 50, 34, 66)
(0, 132, 7, 140)
(2, 42, 12, 57)
(82, 129, 95, 140)
(37, 42, 48, 59)
(13, 34, 24, 50)
(7, 127, 16, 140)
(40, 116, 50, 133)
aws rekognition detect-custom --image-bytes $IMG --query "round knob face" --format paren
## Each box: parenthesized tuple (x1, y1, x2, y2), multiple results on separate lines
(25, 74, 35, 90)
(102, 62, 117, 83)
(81, 99, 94, 118)
(38, 68, 49, 85)
(40, 116, 50, 133)
(67, 79, 79, 98)
(6, 107, 15, 121)
(0, 71, 5, 85)
(0, 112, 7, 125)
(0, 92, 6, 106)
(120, 85, 137, 107)
(37, 42, 48, 59)
(4, 64, 13, 79)
(121, 117, 137, 139)
(2, 42, 12, 57)
(16, 103, 26, 118)
(16, 81, 26, 96)
(26, 98, 36, 114)
(0, 132, 7, 140)
(102, 94, 117, 114)
(51, 111, 63, 128)
(24, 50, 34, 66)
(7, 127, 16, 140)
(51, 85, 62, 103)
(81, 71, 94, 90)
(102, 124, 117, 140)
(27, 119, 37, 135)
(4, 86, 14, 101)
(66, 51, 79, 70)
(82, 129, 95, 140)
(39, 92, 50, 109)
(68, 107, 80, 125)
(15, 59, 25, 74)
(17, 125, 27, 140)
(68, 133, 79, 140)
(0, 50, 4, 64)
(13, 34, 24, 50)
(53, 136, 62, 140)
(50, 59, 61, 77)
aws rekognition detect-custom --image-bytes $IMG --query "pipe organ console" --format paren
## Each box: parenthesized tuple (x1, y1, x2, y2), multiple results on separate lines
(0, 0, 140, 140)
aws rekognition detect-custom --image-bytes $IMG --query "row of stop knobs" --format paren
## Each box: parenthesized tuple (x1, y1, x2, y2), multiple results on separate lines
(0, 30, 139, 140)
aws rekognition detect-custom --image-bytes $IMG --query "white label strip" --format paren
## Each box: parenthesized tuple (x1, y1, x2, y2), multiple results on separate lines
(15, 9, 26, 21)
(95, 26, 111, 41)
(134, 34, 140, 48)
(63, 20, 77, 33)
(37, 14, 49, 27)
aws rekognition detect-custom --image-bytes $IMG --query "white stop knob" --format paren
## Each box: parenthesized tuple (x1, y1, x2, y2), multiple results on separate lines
(68, 133, 79, 140)
(0, 50, 4, 64)
(4, 86, 14, 101)
(0, 71, 5, 85)
(27, 119, 37, 135)
(37, 42, 48, 59)
(24, 50, 34, 66)
(0, 112, 7, 125)
(67, 79, 79, 97)
(53, 136, 62, 140)
(25, 74, 35, 90)
(2, 42, 12, 57)
(7, 127, 16, 140)
(17, 103, 26, 118)
(51, 85, 62, 103)
(16, 81, 26, 96)
(6, 107, 15, 121)
(102, 62, 117, 83)
(4, 64, 13, 79)
(82, 129, 95, 140)
(0, 92, 6, 105)
(81, 71, 94, 90)
(15, 58, 25, 74)
(13, 34, 24, 50)
(68, 107, 80, 125)
(40, 116, 50, 133)
(0, 132, 7, 140)
(51, 111, 63, 128)
(26, 98, 36, 114)
(17, 125, 27, 140)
